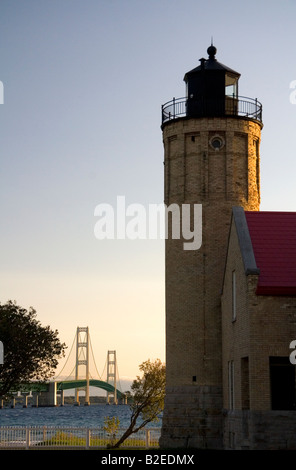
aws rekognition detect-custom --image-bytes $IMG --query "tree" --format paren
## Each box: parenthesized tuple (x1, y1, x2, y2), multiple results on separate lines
(103, 416, 120, 447)
(110, 358, 165, 449)
(0, 300, 66, 397)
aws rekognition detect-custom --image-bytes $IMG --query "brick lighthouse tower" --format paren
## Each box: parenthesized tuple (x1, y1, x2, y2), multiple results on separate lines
(160, 44, 263, 448)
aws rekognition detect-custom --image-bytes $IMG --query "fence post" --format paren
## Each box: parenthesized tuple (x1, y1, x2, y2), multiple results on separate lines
(145, 429, 150, 448)
(86, 428, 90, 449)
(26, 427, 30, 449)
(43, 425, 47, 443)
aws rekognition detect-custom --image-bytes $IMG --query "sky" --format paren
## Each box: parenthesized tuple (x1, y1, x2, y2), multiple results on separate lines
(1, 0, 296, 385)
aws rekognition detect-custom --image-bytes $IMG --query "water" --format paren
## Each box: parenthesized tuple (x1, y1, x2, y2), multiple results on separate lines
(0, 404, 162, 429)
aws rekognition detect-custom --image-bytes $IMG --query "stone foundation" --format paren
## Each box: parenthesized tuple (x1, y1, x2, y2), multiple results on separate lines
(160, 385, 223, 449)
(224, 410, 296, 450)
(160, 387, 296, 450)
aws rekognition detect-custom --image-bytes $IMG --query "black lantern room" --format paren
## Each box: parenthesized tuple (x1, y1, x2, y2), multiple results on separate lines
(161, 44, 262, 126)
(183, 44, 240, 118)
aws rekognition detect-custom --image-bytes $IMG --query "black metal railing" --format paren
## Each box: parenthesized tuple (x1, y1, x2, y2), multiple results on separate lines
(161, 96, 262, 124)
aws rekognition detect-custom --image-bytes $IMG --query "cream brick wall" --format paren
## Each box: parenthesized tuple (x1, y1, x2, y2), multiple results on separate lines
(221, 219, 251, 410)
(163, 117, 262, 389)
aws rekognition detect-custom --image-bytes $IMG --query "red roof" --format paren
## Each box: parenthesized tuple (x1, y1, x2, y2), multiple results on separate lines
(245, 211, 296, 295)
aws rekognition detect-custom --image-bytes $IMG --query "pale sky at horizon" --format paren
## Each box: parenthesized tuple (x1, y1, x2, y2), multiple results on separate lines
(1, 0, 296, 382)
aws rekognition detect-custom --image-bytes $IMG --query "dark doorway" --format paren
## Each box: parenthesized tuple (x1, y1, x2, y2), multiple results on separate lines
(270, 357, 296, 410)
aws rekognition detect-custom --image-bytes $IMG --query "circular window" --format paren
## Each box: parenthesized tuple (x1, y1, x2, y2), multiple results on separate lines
(209, 135, 225, 151)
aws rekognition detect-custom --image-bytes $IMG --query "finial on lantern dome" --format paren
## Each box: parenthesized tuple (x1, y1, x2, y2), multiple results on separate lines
(207, 38, 217, 60)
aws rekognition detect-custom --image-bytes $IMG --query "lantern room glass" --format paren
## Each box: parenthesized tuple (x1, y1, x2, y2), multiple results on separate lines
(225, 72, 238, 98)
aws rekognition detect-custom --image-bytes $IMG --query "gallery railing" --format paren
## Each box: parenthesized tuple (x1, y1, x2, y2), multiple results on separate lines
(161, 96, 262, 124)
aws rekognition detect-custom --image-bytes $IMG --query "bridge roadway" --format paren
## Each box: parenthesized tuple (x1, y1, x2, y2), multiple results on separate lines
(8, 379, 126, 405)
(57, 379, 125, 399)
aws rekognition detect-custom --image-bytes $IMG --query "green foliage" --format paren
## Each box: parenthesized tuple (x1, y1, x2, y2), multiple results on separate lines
(103, 416, 120, 447)
(130, 358, 166, 424)
(0, 300, 66, 397)
(110, 358, 165, 448)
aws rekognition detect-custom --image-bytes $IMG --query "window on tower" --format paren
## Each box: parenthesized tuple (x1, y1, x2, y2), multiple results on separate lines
(209, 135, 224, 151)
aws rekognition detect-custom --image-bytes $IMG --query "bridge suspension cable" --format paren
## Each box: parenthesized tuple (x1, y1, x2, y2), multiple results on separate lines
(89, 333, 102, 380)
(54, 333, 76, 379)
(116, 362, 123, 393)
(100, 356, 107, 381)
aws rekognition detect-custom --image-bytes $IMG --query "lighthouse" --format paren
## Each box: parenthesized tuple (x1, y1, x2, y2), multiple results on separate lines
(160, 44, 263, 448)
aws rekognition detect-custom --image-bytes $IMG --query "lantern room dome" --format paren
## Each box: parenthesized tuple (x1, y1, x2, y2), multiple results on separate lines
(183, 44, 240, 80)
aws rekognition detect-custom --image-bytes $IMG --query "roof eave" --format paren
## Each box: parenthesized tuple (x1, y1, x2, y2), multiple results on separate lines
(184, 59, 241, 81)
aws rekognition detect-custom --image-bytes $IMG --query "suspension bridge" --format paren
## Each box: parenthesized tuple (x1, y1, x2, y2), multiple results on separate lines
(55, 326, 126, 406)
(5, 327, 127, 408)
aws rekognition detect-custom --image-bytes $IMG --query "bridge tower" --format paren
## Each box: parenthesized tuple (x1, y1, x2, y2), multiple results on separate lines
(106, 350, 117, 404)
(75, 326, 90, 406)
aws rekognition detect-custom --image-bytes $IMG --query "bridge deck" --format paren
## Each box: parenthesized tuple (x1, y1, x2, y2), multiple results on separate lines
(8, 379, 125, 398)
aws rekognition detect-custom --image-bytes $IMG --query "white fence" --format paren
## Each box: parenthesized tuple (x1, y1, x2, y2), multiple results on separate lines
(0, 425, 161, 449)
